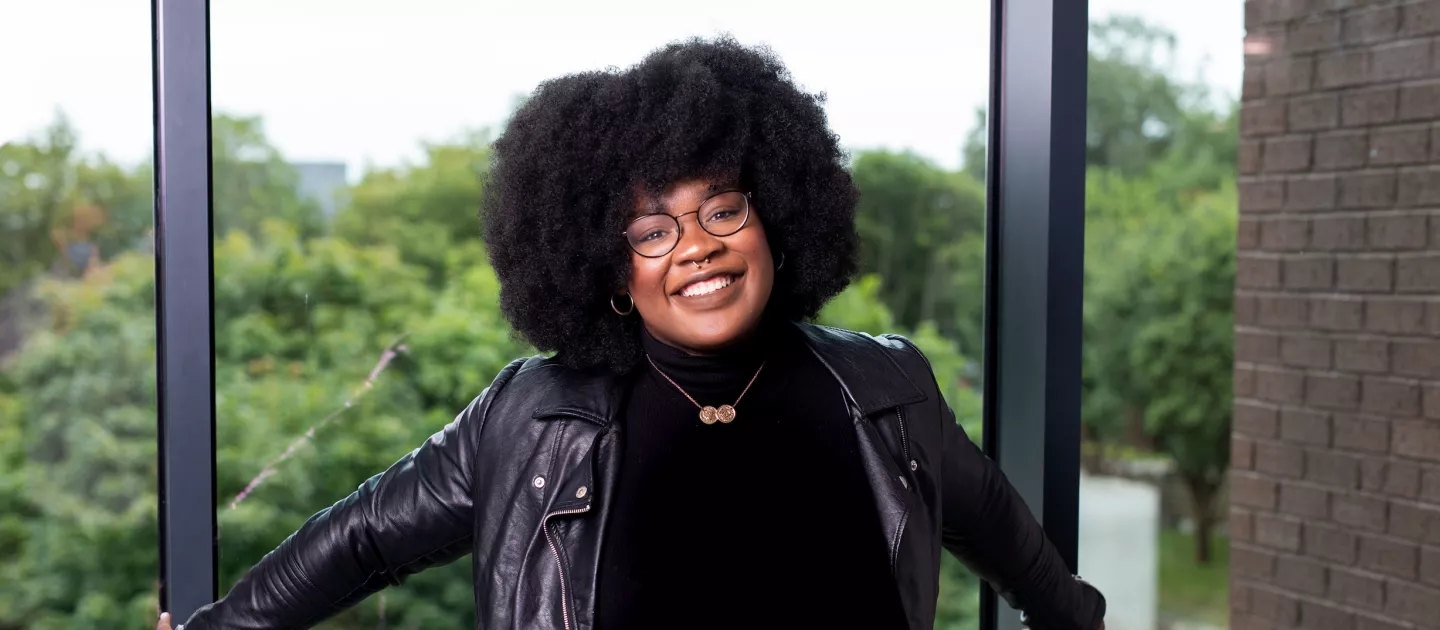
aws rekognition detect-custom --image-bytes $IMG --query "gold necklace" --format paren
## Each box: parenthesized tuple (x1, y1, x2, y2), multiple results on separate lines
(645, 354, 766, 425)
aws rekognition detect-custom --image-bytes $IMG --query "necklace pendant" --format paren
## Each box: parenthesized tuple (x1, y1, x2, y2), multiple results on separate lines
(699, 406, 719, 425)
(716, 404, 736, 424)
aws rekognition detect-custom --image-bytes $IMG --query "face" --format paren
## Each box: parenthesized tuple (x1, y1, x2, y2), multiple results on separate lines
(623, 178, 774, 354)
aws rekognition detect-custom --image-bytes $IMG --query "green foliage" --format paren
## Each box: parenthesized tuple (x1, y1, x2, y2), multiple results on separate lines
(210, 115, 326, 240)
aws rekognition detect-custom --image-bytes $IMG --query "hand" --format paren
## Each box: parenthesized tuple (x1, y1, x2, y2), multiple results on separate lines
(157, 612, 178, 630)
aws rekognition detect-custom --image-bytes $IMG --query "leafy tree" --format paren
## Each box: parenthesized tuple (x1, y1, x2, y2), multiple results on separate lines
(210, 115, 326, 240)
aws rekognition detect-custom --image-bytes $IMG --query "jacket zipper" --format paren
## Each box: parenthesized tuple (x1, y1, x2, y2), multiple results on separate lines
(895, 407, 911, 468)
(542, 505, 590, 630)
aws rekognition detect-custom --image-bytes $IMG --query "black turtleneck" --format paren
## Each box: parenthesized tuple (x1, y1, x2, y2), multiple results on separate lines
(595, 322, 907, 629)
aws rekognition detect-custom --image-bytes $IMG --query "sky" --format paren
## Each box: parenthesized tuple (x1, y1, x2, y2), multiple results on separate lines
(1, 0, 1243, 177)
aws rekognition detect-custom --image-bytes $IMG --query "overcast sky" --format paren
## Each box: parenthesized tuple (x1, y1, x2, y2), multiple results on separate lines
(2, 0, 1242, 176)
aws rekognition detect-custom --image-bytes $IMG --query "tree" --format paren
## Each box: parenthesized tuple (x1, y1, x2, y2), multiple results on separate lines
(210, 115, 326, 240)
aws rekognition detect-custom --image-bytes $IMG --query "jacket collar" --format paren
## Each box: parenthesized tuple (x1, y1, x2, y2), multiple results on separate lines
(531, 322, 927, 423)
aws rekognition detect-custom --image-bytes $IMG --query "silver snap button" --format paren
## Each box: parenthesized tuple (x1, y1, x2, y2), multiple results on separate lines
(909, 460, 918, 471)
(532, 476, 545, 489)
(576, 486, 588, 499)
(899, 476, 909, 490)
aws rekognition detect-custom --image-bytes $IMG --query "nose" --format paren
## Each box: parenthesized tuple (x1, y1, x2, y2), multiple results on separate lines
(672, 212, 724, 266)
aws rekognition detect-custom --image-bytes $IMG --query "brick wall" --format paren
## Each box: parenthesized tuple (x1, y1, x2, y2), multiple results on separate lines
(1235, 1, 1440, 629)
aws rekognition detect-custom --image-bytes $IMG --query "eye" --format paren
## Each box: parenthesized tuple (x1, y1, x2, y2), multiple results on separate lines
(638, 228, 670, 242)
(706, 209, 740, 222)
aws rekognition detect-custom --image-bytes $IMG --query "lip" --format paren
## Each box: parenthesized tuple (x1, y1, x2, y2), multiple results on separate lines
(672, 268, 744, 297)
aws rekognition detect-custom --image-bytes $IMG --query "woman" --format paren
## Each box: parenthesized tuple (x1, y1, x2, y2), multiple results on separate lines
(160, 37, 1106, 630)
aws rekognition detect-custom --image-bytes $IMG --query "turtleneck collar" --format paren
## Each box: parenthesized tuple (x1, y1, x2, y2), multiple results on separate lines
(639, 321, 776, 401)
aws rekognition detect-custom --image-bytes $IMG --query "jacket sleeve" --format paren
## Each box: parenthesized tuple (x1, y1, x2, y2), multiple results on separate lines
(937, 402, 1106, 630)
(178, 358, 527, 630)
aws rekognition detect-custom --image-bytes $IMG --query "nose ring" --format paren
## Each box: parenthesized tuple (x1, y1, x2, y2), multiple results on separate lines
(692, 257, 710, 269)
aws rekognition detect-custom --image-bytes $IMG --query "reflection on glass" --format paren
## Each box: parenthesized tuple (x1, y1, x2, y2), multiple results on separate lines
(0, 0, 158, 626)
(1080, 5, 1241, 630)
(209, 2, 988, 628)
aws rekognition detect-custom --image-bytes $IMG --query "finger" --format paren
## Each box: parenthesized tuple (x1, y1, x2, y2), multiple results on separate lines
(157, 611, 172, 630)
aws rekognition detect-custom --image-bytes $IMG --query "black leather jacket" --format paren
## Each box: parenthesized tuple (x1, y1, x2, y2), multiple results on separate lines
(181, 324, 1106, 630)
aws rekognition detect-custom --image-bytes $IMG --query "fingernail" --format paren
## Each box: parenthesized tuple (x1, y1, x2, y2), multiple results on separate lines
(161, 612, 170, 621)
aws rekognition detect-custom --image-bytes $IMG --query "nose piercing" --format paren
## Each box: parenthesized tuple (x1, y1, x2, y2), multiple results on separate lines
(692, 257, 710, 269)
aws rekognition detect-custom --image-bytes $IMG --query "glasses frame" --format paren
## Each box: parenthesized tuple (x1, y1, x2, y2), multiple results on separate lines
(621, 190, 753, 258)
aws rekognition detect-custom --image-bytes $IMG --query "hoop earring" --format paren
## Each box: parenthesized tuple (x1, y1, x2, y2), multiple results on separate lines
(610, 293, 634, 316)
(775, 252, 785, 271)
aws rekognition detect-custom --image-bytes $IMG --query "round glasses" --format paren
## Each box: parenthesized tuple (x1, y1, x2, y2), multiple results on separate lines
(622, 190, 752, 258)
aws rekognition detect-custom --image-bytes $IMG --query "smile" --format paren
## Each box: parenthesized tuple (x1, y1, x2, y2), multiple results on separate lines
(678, 273, 737, 298)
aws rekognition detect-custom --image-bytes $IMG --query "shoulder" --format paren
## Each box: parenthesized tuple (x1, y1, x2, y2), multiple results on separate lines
(792, 322, 939, 396)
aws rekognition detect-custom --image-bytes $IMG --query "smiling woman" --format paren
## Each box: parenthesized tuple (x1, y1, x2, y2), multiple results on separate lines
(165, 34, 1104, 630)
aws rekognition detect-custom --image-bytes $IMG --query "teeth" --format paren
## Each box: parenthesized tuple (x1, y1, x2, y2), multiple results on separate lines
(680, 275, 732, 297)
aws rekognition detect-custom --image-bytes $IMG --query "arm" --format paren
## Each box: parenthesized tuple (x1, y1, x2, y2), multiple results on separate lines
(177, 359, 525, 630)
(939, 406, 1106, 630)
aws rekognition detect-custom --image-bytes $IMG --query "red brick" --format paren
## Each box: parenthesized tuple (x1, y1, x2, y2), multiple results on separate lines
(1301, 600, 1356, 630)
(1239, 256, 1282, 289)
(1286, 175, 1338, 210)
(1357, 613, 1410, 630)
(1243, 63, 1266, 102)
(1401, 0, 1440, 37)
(1238, 330, 1281, 363)
(1232, 582, 1252, 613)
(1362, 377, 1422, 416)
(1423, 468, 1440, 502)
(1241, 179, 1287, 212)
(1291, 94, 1340, 132)
(1397, 253, 1440, 292)
(1359, 534, 1419, 578)
(1433, 125, 1440, 162)
(1331, 566, 1385, 610)
(1312, 297, 1365, 331)
(1307, 373, 1362, 409)
(1234, 437, 1256, 471)
(1365, 298, 1428, 334)
(1238, 217, 1260, 249)
(1252, 586, 1301, 625)
(1393, 339, 1440, 377)
(1344, 6, 1401, 44)
(1237, 295, 1257, 326)
(1280, 482, 1330, 518)
(1264, 136, 1314, 172)
(1399, 81, 1440, 121)
(1283, 333, 1333, 367)
(1386, 580, 1440, 626)
(1257, 513, 1303, 551)
(1421, 545, 1440, 587)
(1257, 441, 1306, 478)
(1318, 49, 1371, 89)
(1289, 16, 1341, 53)
(1239, 139, 1263, 175)
(1363, 457, 1388, 492)
(1237, 401, 1281, 438)
(1372, 39, 1433, 82)
(1285, 255, 1335, 289)
(1335, 338, 1390, 373)
(1237, 364, 1257, 397)
(1390, 500, 1440, 544)
(1233, 543, 1277, 578)
(1369, 125, 1430, 166)
(1426, 382, 1440, 419)
(1384, 460, 1421, 497)
(1398, 167, 1440, 206)
(1278, 554, 1330, 595)
(1334, 414, 1391, 453)
(1430, 301, 1440, 335)
(1231, 614, 1267, 630)
(1312, 215, 1368, 250)
(1262, 217, 1311, 251)
(1334, 493, 1390, 532)
(1261, 368, 1308, 404)
(1337, 255, 1394, 292)
(1342, 86, 1398, 127)
(1233, 506, 1255, 540)
(1315, 130, 1368, 169)
(1394, 420, 1440, 462)
(1339, 171, 1397, 208)
(1368, 212, 1429, 249)
(1244, 100, 1289, 136)
(1308, 522, 1360, 564)
(1282, 407, 1331, 445)
(1309, 450, 1362, 488)
(1234, 472, 1279, 509)
(1261, 295, 1310, 327)
(1266, 55, 1314, 96)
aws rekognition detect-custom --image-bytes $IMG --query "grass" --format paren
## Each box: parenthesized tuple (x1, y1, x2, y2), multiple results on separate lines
(1158, 528, 1230, 626)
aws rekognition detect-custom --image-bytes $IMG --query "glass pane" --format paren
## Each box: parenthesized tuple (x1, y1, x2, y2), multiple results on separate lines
(0, 1, 159, 627)
(210, 2, 988, 628)
(1081, 2, 1242, 629)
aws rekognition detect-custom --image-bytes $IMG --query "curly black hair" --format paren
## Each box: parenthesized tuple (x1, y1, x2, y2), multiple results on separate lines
(481, 35, 859, 373)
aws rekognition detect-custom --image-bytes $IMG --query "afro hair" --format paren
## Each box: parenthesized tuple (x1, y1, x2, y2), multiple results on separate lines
(481, 35, 859, 373)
